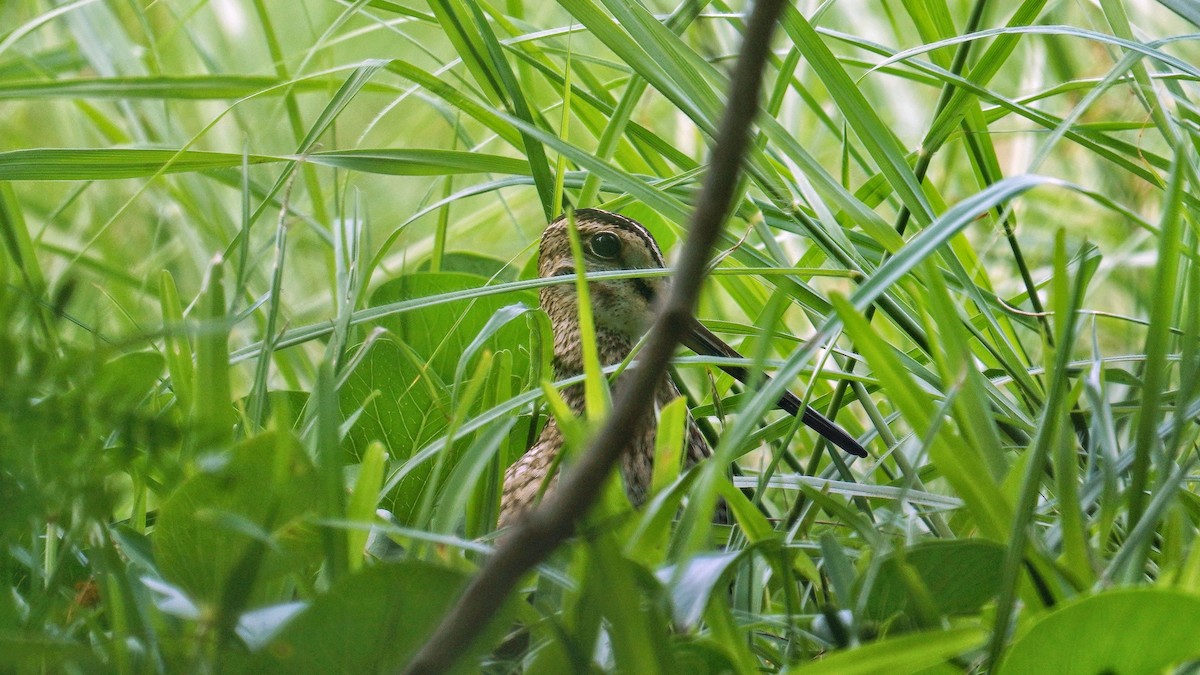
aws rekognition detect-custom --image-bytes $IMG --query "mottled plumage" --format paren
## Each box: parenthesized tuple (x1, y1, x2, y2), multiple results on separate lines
(499, 209, 703, 526)
(499, 209, 866, 526)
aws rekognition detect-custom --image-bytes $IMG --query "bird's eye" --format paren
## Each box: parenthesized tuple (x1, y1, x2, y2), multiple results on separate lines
(589, 232, 621, 259)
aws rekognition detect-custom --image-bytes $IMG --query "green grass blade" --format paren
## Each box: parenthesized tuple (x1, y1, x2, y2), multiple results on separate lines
(565, 210, 611, 420)
(158, 270, 194, 413)
(1129, 144, 1188, 523)
(787, 626, 987, 674)
(191, 256, 233, 451)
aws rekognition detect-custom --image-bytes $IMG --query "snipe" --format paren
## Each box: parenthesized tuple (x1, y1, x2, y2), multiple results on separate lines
(498, 209, 866, 526)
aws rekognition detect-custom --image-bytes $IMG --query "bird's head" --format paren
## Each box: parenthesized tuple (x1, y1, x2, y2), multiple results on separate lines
(534, 208, 869, 458)
(538, 209, 667, 339)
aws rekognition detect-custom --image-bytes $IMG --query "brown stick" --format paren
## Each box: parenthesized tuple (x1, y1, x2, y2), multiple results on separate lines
(401, 2, 787, 671)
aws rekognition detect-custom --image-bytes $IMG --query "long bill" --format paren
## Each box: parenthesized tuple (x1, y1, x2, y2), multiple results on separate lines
(681, 319, 868, 458)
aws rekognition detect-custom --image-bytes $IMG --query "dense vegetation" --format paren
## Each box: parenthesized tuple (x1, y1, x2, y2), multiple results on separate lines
(3, 0, 1200, 672)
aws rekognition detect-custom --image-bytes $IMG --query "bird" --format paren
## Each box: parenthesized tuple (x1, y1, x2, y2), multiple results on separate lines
(498, 209, 866, 527)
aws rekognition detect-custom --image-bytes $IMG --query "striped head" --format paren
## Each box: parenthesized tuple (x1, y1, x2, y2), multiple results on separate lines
(538, 209, 667, 343)
(534, 208, 870, 459)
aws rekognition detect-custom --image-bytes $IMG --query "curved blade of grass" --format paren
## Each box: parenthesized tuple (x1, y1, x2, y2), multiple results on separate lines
(301, 149, 531, 176)
(0, 75, 376, 99)
(0, 147, 531, 180)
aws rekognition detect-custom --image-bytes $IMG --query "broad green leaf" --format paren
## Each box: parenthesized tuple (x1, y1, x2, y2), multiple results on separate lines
(864, 540, 1006, 624)
(236, 561, 509, 675)
(998, 589, 1200, 674)
(339, 337, 451, 521)
(154, 431, 321, 605)
(341, 272, 540, 523)
(366, 272, 538, 379)
(415, 252, 519, 282)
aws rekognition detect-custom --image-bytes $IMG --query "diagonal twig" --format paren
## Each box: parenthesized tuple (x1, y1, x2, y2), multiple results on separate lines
(401, 1, 788, 671)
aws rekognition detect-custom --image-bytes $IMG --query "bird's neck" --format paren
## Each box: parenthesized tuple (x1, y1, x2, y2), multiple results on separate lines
(551, 321, 635, 373)
(550, 321, 636, 414)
